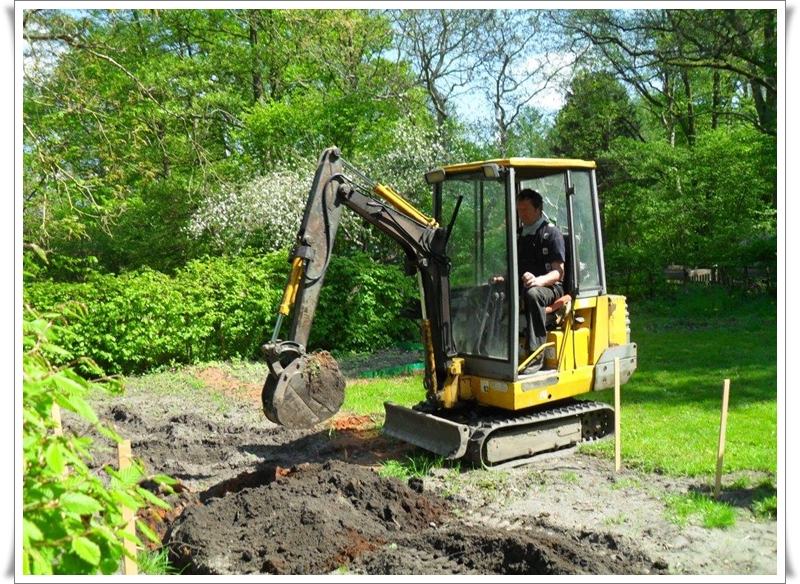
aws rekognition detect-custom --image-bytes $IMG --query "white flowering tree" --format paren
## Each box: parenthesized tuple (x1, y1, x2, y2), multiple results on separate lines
(186, 164, 315, 254)
(187, 119, 463, 260)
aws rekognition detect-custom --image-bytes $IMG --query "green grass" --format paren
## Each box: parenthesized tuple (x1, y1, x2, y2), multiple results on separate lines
(561, 470, 578, 484)
(342, 375, 423, 417)
(609, 477, 643, 490)
(664, 491, 737, 529)
(136, 548, 181, 575)
(605, 512, 628, 525)
(378, 451, 457, 479)
(579, 288, 778, 478)
(753, 494, 778, 519)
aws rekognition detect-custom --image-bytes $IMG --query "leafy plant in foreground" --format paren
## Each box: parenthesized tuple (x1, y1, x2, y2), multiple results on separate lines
(22, 303, 177, 575)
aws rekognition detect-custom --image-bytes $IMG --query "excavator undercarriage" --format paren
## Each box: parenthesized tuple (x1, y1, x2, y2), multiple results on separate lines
(384, 399, 615, 469)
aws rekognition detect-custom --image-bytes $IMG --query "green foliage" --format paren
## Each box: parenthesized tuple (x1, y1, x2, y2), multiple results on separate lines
(501, 106, 551, 158)
(187, 118, 447, 263)
(23, 8, 777, 308)
(24, 253, 285, 373)
(24, 251, 419, 375)
(23, 8, 428, 274)
(548, 69, 642, 162)
(22, 304, 176, 575)
(313, 254, 419, 352)
(602, 125, 776, 299)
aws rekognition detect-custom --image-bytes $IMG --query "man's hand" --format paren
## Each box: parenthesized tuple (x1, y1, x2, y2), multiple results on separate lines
(521, 271, 538, 289)
(489, 275, 505, 284)
(523, 262, 564, 289)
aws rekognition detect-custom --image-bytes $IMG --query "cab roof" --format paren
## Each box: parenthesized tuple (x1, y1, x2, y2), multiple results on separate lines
(441, 157, 597, 174)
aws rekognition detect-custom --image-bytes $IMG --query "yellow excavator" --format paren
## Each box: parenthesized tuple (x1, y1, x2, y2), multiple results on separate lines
(261, 146, 637, 469)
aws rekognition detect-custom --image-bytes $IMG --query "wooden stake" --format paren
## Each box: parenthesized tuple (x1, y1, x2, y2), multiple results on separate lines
(51, 403, 63, 436)
(614, 357, 621, 472)
(714, 379, 731, 499)
(118, 440, 138, 575)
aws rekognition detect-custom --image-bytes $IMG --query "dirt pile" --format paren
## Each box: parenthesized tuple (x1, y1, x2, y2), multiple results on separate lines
(161, 460, 666, 576)
(164, 460, 449, 574)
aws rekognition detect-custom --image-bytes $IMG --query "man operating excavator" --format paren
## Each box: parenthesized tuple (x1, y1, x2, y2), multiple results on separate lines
(263, 147, 635, 466)
(492, 187, 566, 374)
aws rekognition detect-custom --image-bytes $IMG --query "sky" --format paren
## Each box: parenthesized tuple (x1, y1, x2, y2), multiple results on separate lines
(5, 2, 794, 581)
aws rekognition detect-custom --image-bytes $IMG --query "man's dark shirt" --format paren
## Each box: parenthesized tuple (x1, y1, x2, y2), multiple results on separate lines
(517, 221, 566, 282)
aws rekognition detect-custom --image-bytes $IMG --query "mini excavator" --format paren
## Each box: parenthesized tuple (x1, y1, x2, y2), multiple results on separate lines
(261, 146, 637, 468)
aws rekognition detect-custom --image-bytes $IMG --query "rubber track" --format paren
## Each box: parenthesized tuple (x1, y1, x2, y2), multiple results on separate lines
(464, 400, 615, 470)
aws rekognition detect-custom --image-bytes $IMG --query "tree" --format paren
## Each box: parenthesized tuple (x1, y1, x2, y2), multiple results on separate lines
(23, 9, 249, 272)
(544, 7, 778, 297)
(187, 118, 454, 262)
(23, 8, 430, 275)
(548, 69, 643, 160)
(388, 9, 491, 130)
(478, 10, 583, 156)
(499, 106, 551, 158)
(554, 9, 778, 141)
(602, 126, 776, 296)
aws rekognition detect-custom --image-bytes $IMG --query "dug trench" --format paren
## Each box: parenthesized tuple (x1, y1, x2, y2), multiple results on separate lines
(66, 350, 778, 576)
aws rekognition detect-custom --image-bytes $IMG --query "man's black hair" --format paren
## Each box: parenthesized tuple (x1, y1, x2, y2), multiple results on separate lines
(517, 188, 543, 209)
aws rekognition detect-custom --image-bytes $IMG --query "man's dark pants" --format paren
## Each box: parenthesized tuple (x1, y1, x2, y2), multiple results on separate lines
(522, 283, 563, 353)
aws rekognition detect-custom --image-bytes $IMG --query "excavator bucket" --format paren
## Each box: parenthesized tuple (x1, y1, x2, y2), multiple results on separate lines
(382, 402, 470, 459)
(262, 352, 345, 428)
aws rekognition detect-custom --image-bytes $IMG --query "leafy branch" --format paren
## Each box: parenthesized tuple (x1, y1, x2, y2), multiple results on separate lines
(22, 303, 178, 575)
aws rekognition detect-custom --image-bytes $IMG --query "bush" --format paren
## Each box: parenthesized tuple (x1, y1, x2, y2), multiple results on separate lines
(23, 251, 419, 374)
(22, 304, 176, 574)
(23, 253, 287, 373)
(313, 254, 419, 352)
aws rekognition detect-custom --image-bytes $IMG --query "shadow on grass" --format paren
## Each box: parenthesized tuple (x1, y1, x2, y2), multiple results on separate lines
(688, 480, 778, 517)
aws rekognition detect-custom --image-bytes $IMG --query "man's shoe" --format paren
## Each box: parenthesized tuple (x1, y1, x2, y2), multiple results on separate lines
(520, 354, 543, 375)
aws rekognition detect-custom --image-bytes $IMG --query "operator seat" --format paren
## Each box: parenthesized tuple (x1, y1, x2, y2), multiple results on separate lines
(545, 293, 572, 329)
(546, 233, 573, 328)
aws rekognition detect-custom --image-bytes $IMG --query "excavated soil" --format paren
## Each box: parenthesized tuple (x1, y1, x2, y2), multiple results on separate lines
(65, 349, 780, 577)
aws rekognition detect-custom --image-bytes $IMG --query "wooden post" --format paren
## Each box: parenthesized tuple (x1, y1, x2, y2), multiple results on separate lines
(714, 379, 731, 499)
(51, 403, 63, 436)
(614, 357, 621, 472)
(118, 440, 138, 575)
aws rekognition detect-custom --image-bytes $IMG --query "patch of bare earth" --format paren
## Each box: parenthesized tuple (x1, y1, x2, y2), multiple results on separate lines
(66, 356, 778, 577)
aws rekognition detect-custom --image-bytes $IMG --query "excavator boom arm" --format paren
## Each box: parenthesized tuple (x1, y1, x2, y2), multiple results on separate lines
(262, 147, 455, 428)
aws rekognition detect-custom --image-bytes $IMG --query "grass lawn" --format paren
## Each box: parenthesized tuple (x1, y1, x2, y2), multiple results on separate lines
(583, 287, 778, 477)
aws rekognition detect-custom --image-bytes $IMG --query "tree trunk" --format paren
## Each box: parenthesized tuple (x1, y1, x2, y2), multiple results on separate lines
(680, 69, 696, 148)
(711, 70, 720, 130)
(249, 11, 263, 104)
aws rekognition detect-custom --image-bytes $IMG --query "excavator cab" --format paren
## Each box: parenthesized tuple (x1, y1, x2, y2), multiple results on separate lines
(429, 158, 609, 382)
(262, 147, 637, 469)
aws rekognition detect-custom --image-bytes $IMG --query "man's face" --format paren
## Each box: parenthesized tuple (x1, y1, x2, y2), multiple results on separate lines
(516, 199, 541, 227)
